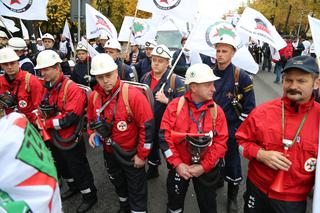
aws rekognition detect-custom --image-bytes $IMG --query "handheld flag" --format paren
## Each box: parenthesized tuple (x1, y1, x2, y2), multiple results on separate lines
(0, 0, 48, 20)
(236, 7, 286, 51)
(137, 0, 198, 22)
(308, 15, 320, 57)
(20, 19, 29, 39)
(62, 20, 75, 53)
(85, 4, 117, 40)
(81, 37, 99, 58)
(0, 16, 19, 33)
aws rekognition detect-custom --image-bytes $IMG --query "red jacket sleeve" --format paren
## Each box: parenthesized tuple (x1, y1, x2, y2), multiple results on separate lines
(200, 106, 228, 173)
(235, 110, 262, 160)
(129, 86, 154, 160)
(159, 99, 184, 168)
(26, 76, 43, 124)
(45, 82, 86, 129)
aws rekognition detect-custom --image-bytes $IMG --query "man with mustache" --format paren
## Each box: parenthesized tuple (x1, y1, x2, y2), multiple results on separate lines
(236, 55, 320, 213)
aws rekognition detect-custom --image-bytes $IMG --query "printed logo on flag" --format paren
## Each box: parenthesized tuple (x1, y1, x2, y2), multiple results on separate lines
(95, 15, 113, 38)
(1, 0, 33, 13)
(131, 20, 150, 39)
(153, 0, 181, 10)
(254, 18, 271, 35)
(205, 21, 237, 48)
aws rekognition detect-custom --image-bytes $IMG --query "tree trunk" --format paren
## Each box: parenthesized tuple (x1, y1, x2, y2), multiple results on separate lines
(284, 4, 292, 34)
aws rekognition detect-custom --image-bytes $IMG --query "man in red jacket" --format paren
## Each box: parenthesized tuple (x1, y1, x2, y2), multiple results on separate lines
(87, 53, 154, 213)
(0, 47, 42, 123)
(159, 63, 229, 213)
(236, 55, 320, 213)
(34, 50, 97, 213)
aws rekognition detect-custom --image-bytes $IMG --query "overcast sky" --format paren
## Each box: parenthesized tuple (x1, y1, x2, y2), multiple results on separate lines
(198, 0, 248, 18)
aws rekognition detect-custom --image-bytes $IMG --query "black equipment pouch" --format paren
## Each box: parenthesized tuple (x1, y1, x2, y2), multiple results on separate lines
(0, 92, 17, 109)
(89, 119, 113, 139)
(39, 101, 58, 118)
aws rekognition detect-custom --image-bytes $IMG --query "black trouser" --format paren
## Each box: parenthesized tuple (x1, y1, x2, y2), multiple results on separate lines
(148, 128, 161, 166)
(243, 179, 306, 213)
(223, 136, 242, 184)
(262, 55, 272, 72)
(167, 169, 217, 213)
(49, 135, 97, 200)
(104, 152, 148, 212)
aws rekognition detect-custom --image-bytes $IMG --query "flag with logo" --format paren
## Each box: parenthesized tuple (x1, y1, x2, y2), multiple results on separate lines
(81, 37, 99, 58)
(0, 0, 48, 20)
(236, 7, 286, 51)
(62, 20, 75, 53)
(185, 18, 259, 74)
(86, 4, 117, 40)
(308, 15, 320, 57)
(0, 15, 19, 33)
(137, 0, 198, 21)
(118, 15, 164, 44)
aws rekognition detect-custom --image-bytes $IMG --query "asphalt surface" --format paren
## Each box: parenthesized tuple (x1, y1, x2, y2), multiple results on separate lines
(62, 69, 313, 213)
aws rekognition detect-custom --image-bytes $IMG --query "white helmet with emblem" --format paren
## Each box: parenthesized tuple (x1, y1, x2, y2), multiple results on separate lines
(34, 50, 62, 69)
(104, 39, 121, 51)
(41, 33, 55, 41)
(90, 53, 118, 75)
(151, 44, 171, 59)
(0, 47, 19, 64)
(185, 63, 220, 85)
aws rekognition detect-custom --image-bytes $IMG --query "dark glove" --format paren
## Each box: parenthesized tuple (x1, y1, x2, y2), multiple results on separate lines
(0, 92, 17, 109)
(89, 119, 112, 139)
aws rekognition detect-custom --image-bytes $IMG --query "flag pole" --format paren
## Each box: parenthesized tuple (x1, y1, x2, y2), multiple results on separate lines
(0, 15, 13, 37)
(159, 18, 198, 92)
(125, 6, 138, 54)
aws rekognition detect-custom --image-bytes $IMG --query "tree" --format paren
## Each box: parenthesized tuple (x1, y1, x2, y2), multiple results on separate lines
(238, 0, 320, 37)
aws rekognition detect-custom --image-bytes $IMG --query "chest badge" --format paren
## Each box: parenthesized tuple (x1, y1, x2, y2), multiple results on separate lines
(304, 158, 317, 172)
(19, 100, 27, 108)
(117, 121, 128, 132)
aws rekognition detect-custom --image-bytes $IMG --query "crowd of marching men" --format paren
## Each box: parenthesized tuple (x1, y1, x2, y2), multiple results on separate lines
(0, 27, 320, 213)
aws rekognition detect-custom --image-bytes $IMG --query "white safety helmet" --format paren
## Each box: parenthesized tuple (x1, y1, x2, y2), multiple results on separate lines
(0, 48, 19, 64)
(34, 50, 62, 69)
(37, 38, 42, 42)
(41, 33, 55, 41)
(185, 63, 220, 85)
(104, 39, 121, 51)
(99, 31, 109, 40)
(0, 31, 8, 39)
(76, 43, 88, 52)
(90, 53, 118, 75)
(151, 44, 171, 59)
(68, 60, 75, 67)
(8, 37, 27, 50)
(214, 35, 237, 50)
(145, 39, 157, 49)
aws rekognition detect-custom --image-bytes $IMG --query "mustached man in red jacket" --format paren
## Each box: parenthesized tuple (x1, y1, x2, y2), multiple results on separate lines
(236, 55, 320, 213)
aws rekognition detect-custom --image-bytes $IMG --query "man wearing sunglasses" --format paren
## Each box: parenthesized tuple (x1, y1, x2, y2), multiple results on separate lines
(134, 39, 157, 81)
(140, 44, 186, 179)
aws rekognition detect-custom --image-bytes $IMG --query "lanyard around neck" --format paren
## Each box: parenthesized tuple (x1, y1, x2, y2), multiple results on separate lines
(281, 101, 309, 147)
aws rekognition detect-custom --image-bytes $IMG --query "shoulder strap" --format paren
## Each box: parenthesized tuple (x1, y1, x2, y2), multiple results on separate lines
(234, 67, 240, 87)
(122, 63, 126, 80)
(62, 79, 73, 109)
(93, 91, 99, 104)
(210, 103, 218, 131)
(170, 73, 176, 91)
(24, 72, 31, 93)
(122, 83, 132, 116)
(176, 96, 185, 116)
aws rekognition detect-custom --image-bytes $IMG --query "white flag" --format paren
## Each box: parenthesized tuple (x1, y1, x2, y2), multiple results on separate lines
(0, 15, 19, 33)
(38, 27, 43, 38)
(308, 15, 320, 57)
(185, 18, 259, 74)
(0, 0, 48, 20)
(20, 19, 29, 39)
(81, 37, 99, 58)
(236, 7, 286, 51)
(137, 0, 198, 22)
(118, 15, 163, 45)
(62, 20, 75, 53)
(85, 4, 117, 40)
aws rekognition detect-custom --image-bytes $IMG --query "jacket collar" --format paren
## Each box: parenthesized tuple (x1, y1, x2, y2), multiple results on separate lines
(4, 69, 22, 84)
(184, 91, 215, 112)
(282, 95, 315, 113)
(96, 79, 121, 99)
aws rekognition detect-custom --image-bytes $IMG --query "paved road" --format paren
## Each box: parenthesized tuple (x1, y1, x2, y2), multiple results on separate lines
(62, 70, 313, 213)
